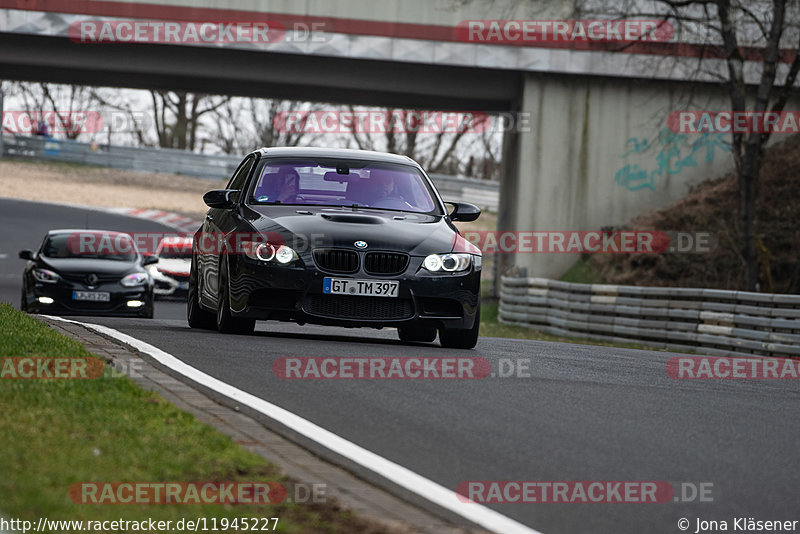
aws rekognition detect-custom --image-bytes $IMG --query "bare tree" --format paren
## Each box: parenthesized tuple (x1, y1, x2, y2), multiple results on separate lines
(90, 88, 153, 147)
(7, 82, 101, 140)
(207, 98, 322, 153)
(344, 106, 496, 176)
(150, 91, 229, 151)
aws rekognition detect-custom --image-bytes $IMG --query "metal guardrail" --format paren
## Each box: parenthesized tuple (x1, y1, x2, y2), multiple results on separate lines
(1, 133, 239, 179)
(500, 276, 800, 358)
(1, 134, 499, 210)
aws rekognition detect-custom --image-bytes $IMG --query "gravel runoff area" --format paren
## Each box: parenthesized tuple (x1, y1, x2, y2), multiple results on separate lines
(0, 159, 225, 220)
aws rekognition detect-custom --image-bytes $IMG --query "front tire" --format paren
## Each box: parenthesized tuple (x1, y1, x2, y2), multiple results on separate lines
(20, 285, 28, 313)
(439, 304, 480, 349)
(187, 260, 216, 329)
(142, 294, 155, 319)
(216, 258, 255, 335)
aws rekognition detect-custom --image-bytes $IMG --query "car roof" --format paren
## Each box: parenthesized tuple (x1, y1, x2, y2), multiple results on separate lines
(255, 146, 418, 166)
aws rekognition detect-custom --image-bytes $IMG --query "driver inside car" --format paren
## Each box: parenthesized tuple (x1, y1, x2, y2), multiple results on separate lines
(369, 169, 407, 206)
(273, 170, 299, 203)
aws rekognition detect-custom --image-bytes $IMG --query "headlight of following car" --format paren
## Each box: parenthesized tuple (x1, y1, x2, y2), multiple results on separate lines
(121, 272, 148, 287)
(241, 241, 298, 265)
(32, 268, 60, 283)
(423, 253, 472, 272)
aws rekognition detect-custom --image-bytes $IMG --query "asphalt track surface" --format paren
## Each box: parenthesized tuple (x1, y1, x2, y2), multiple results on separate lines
(2, 197, 799, 534)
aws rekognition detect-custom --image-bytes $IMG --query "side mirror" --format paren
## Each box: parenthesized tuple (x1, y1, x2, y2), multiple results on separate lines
(203, 189, 237, 209)
(142, 255, 159, 266)
(19, 250, 35, 261)
(447, 202, 481, 222)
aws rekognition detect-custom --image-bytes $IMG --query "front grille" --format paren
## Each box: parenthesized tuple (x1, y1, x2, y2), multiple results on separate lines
(308, 295, 413, 320)
(65, 301, 119, 312)
(61, 272, 123, 284)
(313, 249, 359, 273)
(364, 252, 409, 275)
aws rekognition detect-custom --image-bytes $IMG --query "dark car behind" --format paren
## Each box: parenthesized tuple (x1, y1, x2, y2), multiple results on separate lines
(20, 229, 157, 318)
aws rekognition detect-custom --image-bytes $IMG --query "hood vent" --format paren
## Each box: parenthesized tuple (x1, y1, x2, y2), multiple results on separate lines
(320, 213, 385, 224)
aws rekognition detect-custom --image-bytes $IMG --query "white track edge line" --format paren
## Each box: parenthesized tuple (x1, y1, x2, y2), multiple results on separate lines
(44, 315, 542, 534)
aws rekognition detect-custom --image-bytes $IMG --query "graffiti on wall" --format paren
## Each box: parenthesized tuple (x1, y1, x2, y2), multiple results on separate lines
(615, 128, 730, 191)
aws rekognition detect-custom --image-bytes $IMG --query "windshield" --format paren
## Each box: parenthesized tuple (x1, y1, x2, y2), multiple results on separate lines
(248, 159, 441, 214)
(42, 233, 137, 262)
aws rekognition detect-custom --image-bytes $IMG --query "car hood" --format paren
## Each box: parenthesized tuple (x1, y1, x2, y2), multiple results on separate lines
(244, 205, 463, 256)
(38, 257, 138, 276)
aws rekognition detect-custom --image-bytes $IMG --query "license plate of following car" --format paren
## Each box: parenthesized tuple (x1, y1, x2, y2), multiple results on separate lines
(72, 291, 111, 302)
(323, 278, 399, 297)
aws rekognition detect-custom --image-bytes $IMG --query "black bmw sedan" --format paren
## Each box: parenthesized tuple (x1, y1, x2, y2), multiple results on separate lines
(188, 147, 482, 348)
(20, 229, 157, 318)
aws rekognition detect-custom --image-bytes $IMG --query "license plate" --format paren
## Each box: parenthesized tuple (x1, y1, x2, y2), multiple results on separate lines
(323, 278, 399, 297)
(72, 291, 110, 302)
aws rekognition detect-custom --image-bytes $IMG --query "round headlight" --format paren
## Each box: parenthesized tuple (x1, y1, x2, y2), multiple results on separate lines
(255, 243, 276, 262)
(441, 254, 459, 271)
(423, 254, 443, 272)
(275, 246, 295, 264)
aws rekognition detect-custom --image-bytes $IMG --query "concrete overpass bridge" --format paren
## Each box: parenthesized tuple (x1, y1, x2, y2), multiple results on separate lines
(0, 0, 740, 278)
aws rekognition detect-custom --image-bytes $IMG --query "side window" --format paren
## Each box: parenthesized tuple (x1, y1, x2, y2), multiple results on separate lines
(226, 156, 255, 202)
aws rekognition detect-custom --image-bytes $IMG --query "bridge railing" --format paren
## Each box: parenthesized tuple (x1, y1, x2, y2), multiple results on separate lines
(500, 276, 800, 358)
(1, 134, 499, 210)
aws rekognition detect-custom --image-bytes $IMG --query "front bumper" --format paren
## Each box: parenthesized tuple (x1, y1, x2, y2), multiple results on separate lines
(226, 254, 480, 330)
(24, 281, 153, 317)
(151, 271, 190, 297)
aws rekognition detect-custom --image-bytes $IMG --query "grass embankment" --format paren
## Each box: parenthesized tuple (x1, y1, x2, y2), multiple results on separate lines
(0, 303, 381, 533)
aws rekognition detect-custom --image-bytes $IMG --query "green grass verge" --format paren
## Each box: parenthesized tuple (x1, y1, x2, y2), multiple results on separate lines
(559, 256, 606, 284)
(0, 303, 372, 533)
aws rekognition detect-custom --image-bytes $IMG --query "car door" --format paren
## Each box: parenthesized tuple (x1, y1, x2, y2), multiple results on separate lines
(199, 155, 257, 307)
